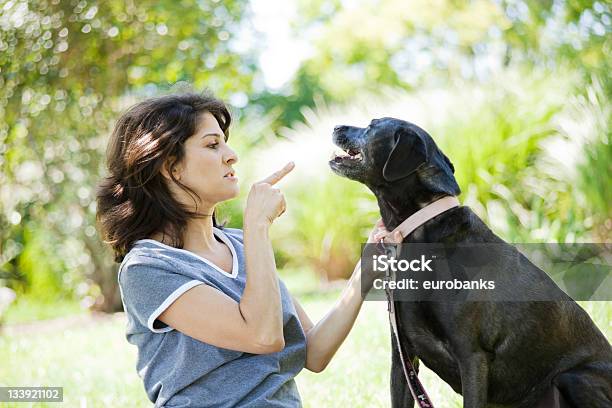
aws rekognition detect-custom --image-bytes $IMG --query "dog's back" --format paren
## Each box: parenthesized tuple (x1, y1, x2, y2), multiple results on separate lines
(397, 205, 612, 407)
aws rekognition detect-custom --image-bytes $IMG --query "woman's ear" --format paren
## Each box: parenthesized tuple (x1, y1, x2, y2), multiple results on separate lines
(161, 156, 182, 181)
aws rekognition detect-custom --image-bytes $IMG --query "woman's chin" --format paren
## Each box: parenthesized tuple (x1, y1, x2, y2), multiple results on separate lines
(223, 186, 240, 200)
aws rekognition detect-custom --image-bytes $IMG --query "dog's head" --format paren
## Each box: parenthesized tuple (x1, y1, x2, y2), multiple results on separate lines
(329, 117, 460, 202)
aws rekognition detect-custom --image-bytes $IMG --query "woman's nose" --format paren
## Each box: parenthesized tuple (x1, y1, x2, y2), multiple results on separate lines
(224, 146, 238, 165)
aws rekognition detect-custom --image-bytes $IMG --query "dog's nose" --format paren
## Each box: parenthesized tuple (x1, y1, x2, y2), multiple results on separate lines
(334, 125, 346, 132)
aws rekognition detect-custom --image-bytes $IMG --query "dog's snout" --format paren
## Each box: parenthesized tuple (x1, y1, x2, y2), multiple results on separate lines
(334, 125, 347, 133)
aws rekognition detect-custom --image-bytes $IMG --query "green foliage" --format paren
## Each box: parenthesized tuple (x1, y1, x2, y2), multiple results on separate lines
(242, 66, 609, 282)
(1, 0, 609, 302)
(278, 177, 378, 281)
(503, 1, 611, 87)
(16, 225, 66, 301)
(0, 0, 256, 310)
(575, 79, 612, 233)
(256, 0, 610, 129)
(424, 68, 584, 242)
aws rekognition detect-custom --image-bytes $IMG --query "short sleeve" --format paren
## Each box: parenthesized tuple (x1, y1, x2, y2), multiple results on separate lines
(118, 255, 205, 333)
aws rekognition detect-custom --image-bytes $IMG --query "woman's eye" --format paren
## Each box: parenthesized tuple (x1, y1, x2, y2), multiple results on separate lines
(208, 143, 219, 149)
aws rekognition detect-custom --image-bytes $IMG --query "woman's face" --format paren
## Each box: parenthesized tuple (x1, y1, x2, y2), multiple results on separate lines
(167, 111, 239, 209)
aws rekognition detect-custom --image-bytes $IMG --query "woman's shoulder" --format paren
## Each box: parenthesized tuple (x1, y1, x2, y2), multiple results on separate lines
(119, 240, 183, 275)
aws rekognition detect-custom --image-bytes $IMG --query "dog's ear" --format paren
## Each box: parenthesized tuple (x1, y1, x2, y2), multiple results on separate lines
(441, 150, 455, 174)
(382, 127, 428, 182)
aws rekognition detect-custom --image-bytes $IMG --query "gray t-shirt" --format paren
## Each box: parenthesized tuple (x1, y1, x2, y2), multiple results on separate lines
(118, 227, 307, 408)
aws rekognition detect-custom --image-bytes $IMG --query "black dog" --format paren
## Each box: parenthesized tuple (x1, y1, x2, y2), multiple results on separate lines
(329, 117, 612, 408)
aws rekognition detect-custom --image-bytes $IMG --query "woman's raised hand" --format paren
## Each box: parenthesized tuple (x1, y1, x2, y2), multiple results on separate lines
(244, 162, 295, 227)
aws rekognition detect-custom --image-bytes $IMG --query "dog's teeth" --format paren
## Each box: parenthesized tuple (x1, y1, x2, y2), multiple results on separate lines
(334, 149, 349, 157)
(330, 148, 362, 161)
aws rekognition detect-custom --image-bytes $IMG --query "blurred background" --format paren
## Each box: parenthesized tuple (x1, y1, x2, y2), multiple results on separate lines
(0, 0, 610, 406)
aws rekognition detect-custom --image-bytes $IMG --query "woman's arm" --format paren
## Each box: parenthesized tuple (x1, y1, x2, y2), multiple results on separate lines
(156, 220, 285, 354)
(294, 221, 402, 373)
(157, 162, 295, 354)
(293, 261, 365, 373)
(239, 219, 284, 349)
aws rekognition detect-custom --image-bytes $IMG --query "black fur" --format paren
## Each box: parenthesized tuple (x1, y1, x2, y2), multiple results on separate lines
(329, 117, 612, 408)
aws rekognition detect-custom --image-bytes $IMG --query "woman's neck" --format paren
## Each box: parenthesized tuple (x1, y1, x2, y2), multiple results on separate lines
(150, 204, 220, 252)
(182, 216, 219, 252)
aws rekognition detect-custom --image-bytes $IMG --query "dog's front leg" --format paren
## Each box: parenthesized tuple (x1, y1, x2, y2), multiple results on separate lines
(390, 330, 416, 408)
(459, 352, 489, 408)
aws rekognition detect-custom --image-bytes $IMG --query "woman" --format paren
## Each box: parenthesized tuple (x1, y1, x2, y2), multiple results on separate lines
(96, 91, 401, 407)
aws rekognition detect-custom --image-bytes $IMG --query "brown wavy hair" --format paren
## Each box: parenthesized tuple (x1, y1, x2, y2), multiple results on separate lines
(96, 91, 231, 263)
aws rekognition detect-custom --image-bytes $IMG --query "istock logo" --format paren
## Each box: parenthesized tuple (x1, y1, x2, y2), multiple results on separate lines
(372, 254, 434, 272)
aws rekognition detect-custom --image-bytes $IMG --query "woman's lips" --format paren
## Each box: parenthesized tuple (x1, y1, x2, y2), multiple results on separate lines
(223, 171, 237, 181)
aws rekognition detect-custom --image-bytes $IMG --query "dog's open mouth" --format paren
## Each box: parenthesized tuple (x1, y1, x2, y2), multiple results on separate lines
(330, 147, 363, 164)
(329, 126, 365, 180)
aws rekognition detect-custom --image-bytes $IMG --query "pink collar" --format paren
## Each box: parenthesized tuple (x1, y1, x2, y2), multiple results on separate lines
(383, 196, 460, 243)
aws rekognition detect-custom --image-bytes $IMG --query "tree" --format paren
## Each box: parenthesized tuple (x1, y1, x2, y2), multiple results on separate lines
(252, 0, 610, 129)
(0, 0, 257, 312)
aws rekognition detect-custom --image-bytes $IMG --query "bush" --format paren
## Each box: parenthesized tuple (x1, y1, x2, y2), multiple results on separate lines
(238, 67, 608, 281)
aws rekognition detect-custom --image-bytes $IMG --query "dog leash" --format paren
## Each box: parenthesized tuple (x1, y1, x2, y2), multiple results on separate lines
(376, 196, 460, 408)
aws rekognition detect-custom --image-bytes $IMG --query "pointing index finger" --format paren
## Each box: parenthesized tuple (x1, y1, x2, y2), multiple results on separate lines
(259, 162, 295, 185)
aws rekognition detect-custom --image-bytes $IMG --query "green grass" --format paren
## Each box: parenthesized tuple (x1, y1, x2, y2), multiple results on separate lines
(0, 269, 609, 407)
(1, 296, 86, 325)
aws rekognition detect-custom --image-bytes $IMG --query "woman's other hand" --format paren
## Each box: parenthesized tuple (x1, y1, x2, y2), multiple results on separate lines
(361, 219, 403, 290)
